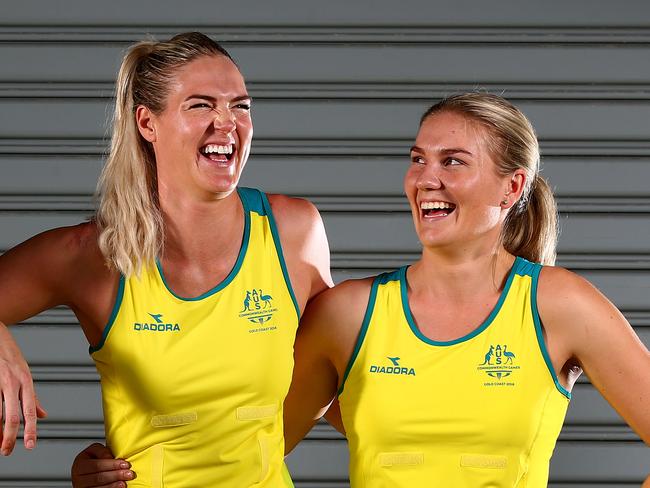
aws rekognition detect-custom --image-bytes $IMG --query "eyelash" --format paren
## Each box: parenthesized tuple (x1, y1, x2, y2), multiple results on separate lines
(411, 156, 425, 165)
(189, 103, 251, 111)
(444, 157, 463, 166)
(409, 156, 464, 166)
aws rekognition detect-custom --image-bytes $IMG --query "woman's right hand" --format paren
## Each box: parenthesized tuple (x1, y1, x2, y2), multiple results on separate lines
(71, 443, 135, 488)
(0, 323, 47, 455)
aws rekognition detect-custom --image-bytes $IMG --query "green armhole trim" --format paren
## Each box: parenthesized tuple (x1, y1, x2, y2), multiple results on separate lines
(260, 191, 301, 320)
(531, 263, 572, 400)
(89, 275, 125, 354)
(401, 258, 521, 347)
(337, 275, 383, 396)
(155, 187, 251, 301)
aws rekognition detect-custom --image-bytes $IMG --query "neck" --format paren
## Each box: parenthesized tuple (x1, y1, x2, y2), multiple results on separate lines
(159, 187, 243, 262)
(408, 246, 515, 300)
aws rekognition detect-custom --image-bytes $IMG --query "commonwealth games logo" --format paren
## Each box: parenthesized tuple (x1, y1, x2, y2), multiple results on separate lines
(477, 344, 520, 385)
(239, 289, 278, 325)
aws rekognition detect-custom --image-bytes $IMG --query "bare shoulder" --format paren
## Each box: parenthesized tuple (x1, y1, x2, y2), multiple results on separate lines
(537, 265, 631, 356)
(267, 193, 321, 233)
(301, 276, 375, 374)
(537, 265, 611, 323)
(306, 277, 375, 319)
(0, 221, 107, 324)
(267, 193, 332, 304)
(1, 221, 101, 271)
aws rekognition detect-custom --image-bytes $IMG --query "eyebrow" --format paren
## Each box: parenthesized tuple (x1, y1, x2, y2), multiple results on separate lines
(409, 145, 473, 156)
(185, 94, 252, 103)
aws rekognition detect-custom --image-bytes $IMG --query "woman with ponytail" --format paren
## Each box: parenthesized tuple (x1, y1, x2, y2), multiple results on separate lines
(279, 93, 648, 486)
(0, 32, 331, 487)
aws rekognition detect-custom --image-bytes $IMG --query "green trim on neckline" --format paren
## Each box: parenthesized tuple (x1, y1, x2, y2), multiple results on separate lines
(400, 257, 521, 347)
(531, 263, 572, 400)
(338, 276, 382, 396)
(89, 274, 125, 354)
(156, 187, 251, 301)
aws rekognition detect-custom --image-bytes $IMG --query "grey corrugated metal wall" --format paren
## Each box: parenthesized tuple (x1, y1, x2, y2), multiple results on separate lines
(0, 0, 648, 485)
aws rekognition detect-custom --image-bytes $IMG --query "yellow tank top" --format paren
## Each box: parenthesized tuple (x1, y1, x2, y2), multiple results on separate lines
(91, 188, 297, 488)
(338, 257, 570, 487)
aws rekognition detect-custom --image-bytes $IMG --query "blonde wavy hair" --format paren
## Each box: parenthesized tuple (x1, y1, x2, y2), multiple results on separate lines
(421, 93, 558, 265)
(96, 32, 234, 276)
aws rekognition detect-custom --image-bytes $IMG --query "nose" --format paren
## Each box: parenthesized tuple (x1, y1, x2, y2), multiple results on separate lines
(213, 108, 236, 133)
(416, 162, 443, 191)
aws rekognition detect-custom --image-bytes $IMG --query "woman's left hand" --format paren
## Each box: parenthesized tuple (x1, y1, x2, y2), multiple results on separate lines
(71, 443, 135, 488)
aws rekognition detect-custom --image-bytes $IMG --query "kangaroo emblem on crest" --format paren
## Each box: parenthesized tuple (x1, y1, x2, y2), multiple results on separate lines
(241, 291, 252, 312)
(480, 345, 495, 365)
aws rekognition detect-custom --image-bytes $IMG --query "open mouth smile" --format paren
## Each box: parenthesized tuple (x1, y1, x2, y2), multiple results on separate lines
(200, 143, 235, 164)
(420, 200, 457, 219)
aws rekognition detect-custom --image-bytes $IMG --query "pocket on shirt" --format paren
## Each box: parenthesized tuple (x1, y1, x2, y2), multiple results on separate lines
(367, 451, 425, 487)
(459, 453, 511, 485)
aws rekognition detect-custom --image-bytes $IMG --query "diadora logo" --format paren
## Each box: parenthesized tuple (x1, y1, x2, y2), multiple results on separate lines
(369, 356, 416, 376)
(133, 312, 181, 332)
(477, 344, 520, 386)
(238, 289, 279, 333)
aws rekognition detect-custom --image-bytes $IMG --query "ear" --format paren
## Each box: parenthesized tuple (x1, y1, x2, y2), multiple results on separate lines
(501, 169, 527, 209)
(135, 105, 157, 143)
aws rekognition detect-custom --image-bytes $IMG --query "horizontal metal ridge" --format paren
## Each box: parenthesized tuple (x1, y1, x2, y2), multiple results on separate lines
(32, 366, 98, 382)
(2, 26, 650, 44)
(1, 194, 650, 213)
(1, 138, 649, 156)
(331, 253, 650, 271)
(3, 82, 650, 101)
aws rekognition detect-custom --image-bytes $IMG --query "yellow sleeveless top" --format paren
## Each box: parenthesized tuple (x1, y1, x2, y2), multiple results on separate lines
(91, 188, 297, 488)
(338, 257, 570, 487)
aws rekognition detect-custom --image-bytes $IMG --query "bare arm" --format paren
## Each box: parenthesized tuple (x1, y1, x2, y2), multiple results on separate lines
(283, 279, 372, 453)
(0, 226, 91, 454)
(538, 267, 650, 444)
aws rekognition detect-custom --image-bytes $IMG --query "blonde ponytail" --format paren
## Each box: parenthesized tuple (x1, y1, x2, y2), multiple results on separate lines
(95, 33, 234, 276)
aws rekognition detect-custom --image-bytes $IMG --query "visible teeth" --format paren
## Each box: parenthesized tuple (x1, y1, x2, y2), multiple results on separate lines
(420, 201, 454, 210)
(202, 144, 233, 155)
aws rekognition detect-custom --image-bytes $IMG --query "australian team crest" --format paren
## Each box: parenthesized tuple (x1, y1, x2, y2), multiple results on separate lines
(239, 289, 278, 325)
(477, 344, 520, 385)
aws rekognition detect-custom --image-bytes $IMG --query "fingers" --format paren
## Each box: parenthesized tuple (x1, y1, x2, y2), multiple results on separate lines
(0, 378, 21, 456)
(35, 394, 48, 419)
(0, 327, 40, 456)
(75, 458, 131, 476)
(72, 468, 135, 488)
(19, 380, 38, 450)
(71, 443, 136, 488)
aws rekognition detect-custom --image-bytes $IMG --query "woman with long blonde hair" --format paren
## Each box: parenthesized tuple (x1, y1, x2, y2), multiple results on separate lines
(0, 32, 331, 487)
